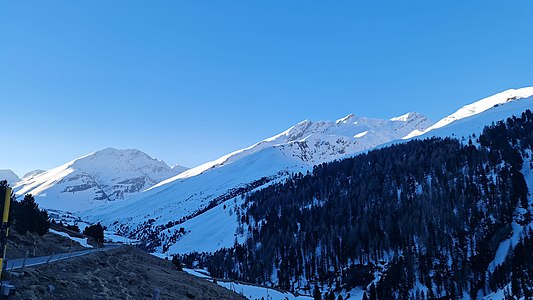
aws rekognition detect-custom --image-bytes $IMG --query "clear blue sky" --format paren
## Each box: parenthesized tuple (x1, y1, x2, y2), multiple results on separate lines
(1, 1, 532, 176)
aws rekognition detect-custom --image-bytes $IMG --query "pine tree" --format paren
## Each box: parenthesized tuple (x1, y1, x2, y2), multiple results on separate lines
(13, 194, 50, 235)
(313, 285, 321, 300)
(369, 283, 377, 300)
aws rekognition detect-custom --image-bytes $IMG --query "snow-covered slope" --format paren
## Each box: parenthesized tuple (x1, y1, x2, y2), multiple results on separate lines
(0, 169, 20, 185)
(157, 112, 432, 184)
(82, 112, 433, 253)
(404, 87, 533, 139)
(13, 148, 184, 212)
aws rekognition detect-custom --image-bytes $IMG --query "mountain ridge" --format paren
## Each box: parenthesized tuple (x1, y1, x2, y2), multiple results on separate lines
(81, 111, 437, 253)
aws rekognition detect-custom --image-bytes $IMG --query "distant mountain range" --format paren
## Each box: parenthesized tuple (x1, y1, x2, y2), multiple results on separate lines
(3, 87, 533, 257)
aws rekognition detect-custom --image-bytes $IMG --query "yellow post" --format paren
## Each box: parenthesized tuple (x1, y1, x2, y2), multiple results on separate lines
(0, 187, 12, 279)
(2, 187, 11, 223)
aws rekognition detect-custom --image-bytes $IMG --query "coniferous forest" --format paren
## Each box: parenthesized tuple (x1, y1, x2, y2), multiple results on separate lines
(181, 109, 533, 299)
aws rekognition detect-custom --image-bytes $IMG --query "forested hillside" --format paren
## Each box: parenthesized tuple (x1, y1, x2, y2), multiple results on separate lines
(182, 109, 533, 299)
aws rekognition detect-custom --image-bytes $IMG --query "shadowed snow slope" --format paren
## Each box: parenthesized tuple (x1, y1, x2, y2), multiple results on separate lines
(13, 148, 184, 212)
(82, 146, 306, 233)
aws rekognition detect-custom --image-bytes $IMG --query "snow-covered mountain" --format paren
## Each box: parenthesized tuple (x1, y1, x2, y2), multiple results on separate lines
(82, 112, 433, 252)
(0, 169, 20, 185)
(13, 148, 186, 212)
(80, 87, 533, 256)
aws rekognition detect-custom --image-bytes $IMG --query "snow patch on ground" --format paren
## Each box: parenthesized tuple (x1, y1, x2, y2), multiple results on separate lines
(339, 287, 366, 300)
(183, 268, 312, 300)
(487, 222, 523, 272)
(217, 281, 313, 300)
(482, 283, 509, 300)
(49, 229, 92, 248)
(183, 268, 212, 279)
(104, 231, 140, 244)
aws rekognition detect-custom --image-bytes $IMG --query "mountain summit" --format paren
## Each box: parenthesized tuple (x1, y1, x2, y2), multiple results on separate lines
(13, 148, 185, 212)
(0, 169, 20, 185)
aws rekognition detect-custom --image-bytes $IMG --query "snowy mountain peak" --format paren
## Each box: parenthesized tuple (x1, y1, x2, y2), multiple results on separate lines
(13, 148, 187, 212)
(390, 112, 425, 122)
(171, 164, 190, 174)
(0, 169, 20, 185)
(404, 86, 533, 139)
(84, 147, 155, 162)
(22, 170, 46, 180)
(336, 114, 356, 124)
(70, 147, 172, 175)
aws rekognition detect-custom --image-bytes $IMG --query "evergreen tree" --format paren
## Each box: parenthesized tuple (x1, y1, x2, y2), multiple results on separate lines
(171, 255, 183, 271)
(313, 285, 322, 300)
(12, 194, 50, 235)
(83, 222, 105, 243)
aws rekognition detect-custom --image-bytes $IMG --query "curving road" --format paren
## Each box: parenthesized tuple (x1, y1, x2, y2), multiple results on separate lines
(5, 244, 122, 270)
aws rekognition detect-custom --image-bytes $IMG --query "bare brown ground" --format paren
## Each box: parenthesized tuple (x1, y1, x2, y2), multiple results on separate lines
(7, 246, 246, 300)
